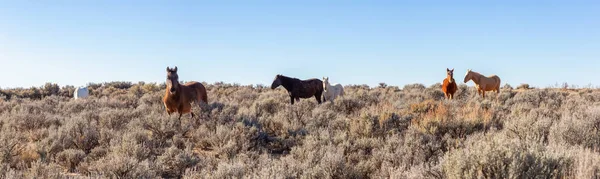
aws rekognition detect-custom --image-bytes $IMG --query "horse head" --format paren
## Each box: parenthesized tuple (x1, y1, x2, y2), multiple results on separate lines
(166, 66, 180, 94)
(271, 75, 282, 89)
(322, 77, 329, 90)
(464, 69, 472, 83)
(447, 68, 454, 83)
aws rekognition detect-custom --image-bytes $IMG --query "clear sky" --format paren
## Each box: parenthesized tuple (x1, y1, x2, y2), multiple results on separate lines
(1, 1, 599, 88)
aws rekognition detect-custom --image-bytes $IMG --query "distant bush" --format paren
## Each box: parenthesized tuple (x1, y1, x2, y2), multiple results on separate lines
(403, 83, 426, 91)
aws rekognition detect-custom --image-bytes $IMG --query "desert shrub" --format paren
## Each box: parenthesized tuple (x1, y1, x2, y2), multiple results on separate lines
(404, 83, 426, 92)
(307, 106, 337, 130)
(58, 85, 75, 98)
(0, 128, 26, 167)
(570, 148, 600, 178)
(443, 132, 573, 179)
(372, 129, 444, 178)
(377, 112, 409, 134)
(24, 160, 63, 178)
(412, 101, 498, 139)
(424, 87, 445, 100)
(410, 100, 438, 114)
(550, 106, 600, 150)
(334, 97, 365, 115)
(1, 82, 599, 178)
(41, 83, 60, 98)
(250, 95, 283, 117)
(497, 90, 516, 104)
(429, 83, 442, 89)
(505, 116, 553, 143)
(45, 116, 100, 156)
(454, 84, 471, 100)
(157, 146, 200, 178)
(98, 108, 140, 130)
(85, 153, 157, 178)
(349, 114, 377, 138)
(103, 81, 133, 90)
(55, 149, 85, 172)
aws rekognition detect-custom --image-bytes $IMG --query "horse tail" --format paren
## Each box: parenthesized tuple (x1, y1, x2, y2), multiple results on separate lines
(201, 88, 208, 103)
(492, 76, 501, 92)
(495, 76, 501, 88)
(201, 89, 208, 103)
(194, 83, 208, 104)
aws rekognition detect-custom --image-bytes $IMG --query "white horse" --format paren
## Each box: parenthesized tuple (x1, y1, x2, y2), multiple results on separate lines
(322, 77, 344, 102)
(74, 86, 89, 99)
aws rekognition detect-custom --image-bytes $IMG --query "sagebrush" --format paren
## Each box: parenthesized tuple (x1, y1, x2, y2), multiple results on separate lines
(1, 82, 599, 178)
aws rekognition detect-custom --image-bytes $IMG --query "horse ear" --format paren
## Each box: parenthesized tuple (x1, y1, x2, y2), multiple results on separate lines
(173, 66, 178, 72)
(451, 68, 454, 72)
(447, 68, 450, 71)
(166, 67, 170, 72)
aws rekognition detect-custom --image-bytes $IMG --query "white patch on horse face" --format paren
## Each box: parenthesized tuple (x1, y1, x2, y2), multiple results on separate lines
(463, 71, 471, 83)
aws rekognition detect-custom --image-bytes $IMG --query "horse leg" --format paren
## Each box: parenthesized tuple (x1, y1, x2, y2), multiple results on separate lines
(290, 96, 295, 105)
(482, 91, 486, 98)
(315, 94, 322, 104)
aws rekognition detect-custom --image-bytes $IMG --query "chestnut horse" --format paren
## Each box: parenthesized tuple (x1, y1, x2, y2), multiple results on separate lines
(163, 66, 208, 120)
(442, 68, 457, 100)
(464, 69, 501, 98)
(271, 74, 323, 105)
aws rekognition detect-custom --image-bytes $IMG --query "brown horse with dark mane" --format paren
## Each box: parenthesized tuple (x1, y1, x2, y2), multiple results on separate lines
(163, 66, 208, 120)
(442, 68, 458, 100)
(271, 74, 323, 105)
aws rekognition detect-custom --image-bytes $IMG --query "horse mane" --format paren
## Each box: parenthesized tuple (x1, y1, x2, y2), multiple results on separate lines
(469, 70, 483, 77)
(277, 75, 297, 89)
(467, 70, 484, 81)
(277, 74, 293, 81)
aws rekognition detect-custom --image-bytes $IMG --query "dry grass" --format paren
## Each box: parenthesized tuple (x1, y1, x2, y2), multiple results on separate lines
(0, 82, 599, 178)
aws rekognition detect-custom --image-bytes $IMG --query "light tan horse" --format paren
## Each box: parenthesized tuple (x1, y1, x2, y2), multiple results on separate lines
(322, 77, 344, 102)
(463, 69, 501, 98)
(163, 66, 208, 120)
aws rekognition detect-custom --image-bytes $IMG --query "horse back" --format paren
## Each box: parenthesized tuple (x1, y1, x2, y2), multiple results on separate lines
(295, 79, 323, 98)
(489, 75, 501, 87)
(183, 81, 208, 103)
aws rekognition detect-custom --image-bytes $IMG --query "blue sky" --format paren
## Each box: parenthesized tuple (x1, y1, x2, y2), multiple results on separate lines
(1, 1, 599, 88)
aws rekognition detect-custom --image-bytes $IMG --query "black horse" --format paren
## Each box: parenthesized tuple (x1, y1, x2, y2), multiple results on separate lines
(271, 74, 323, 105)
